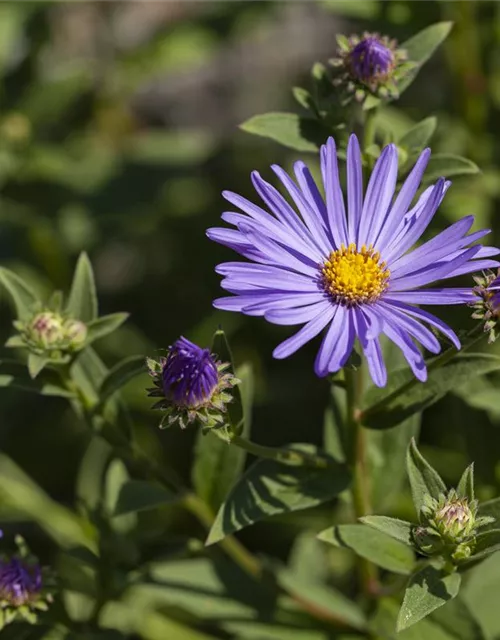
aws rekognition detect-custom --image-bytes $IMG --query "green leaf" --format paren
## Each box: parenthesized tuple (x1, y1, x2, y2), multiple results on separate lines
(423, 154, 479, 183)
(456, 464, 474, 502)
(86, 313, 129, 346)
(397, 23, 453, 95)
(76, 436, 113, 512)
(478, 497, 500, 529)
(0, 453, 97, 552)
(0, 268, 39, 320)
(67, 252, 98, 322)
(97, 355, 146, 406)
(211, 328, 244, 433)
(398, 117, 437, 153)
(104, 459, 137, 533)
(240, 112, 329, 152)
(463, 552, 500, 638)
(27, 352, 48, 379)
(362, 354, 500, 430)
(192, 362, 254, 511)
(360, 515, 413, 545)
(0, 358, 74, 398)
(113, 480, 176, 516)
(407, 439, 446, 513)
(277, 566, 366, 630)
(206, 445, 350, 545)
(470, 529, 500, 561)
(288, 532, 330, 585)
(318, 524, 415, 575)
(397, 566, 461, 631)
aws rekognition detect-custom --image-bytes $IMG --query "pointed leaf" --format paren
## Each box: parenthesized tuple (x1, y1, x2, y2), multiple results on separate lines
(360, 515, 413, 545)
(457, 464, 474, 502)
(407, 439, 446, 513)
(192, 362, 253, 511)
(27, 353, 49, 379)
(397, 22, 453, 95)
(423, 154, 479, 183)
(240, 112, 329, 152)
(0, 268, 39, 320)
(478, 497, 500, 529)
(86, 313, 129, 346)
(98, 355, 146, 406)
(462, 552, 500, 638)
(397, 565, 461, 631)
(76, 436, 113, 512)
(318, 524, 415, 575)
(67, 253, 98, 322)
(469, 529, 500, 561)
(0, 358, 75, 398)
(362, 354, 500, 430)
(398, 117, 437, 153)
(113, 480, 176, 516)
(206, 445, 350, 545)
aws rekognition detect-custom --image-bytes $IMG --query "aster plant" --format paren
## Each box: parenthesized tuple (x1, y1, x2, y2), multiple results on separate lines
(1, 11, 500, 640)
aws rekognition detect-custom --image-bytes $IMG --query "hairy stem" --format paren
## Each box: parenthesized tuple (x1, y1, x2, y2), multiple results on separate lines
(230, 433, 331, 468)
(344, 367, 379, 597)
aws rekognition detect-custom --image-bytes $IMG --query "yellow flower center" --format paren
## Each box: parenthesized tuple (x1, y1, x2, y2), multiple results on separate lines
(321, 243, 390, 306)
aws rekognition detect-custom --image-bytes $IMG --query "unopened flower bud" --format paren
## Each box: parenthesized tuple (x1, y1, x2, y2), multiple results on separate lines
(63, 319, 88, 348)
(433, 497, 475, 541)
(472, 270, 500, 342)
(28, 312, 65, 349)
(14, 309, 88, 358)
(147, 336, 239, 430)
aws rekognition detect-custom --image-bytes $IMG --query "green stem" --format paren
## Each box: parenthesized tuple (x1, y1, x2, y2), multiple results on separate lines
(362, 108, 377, 170)
(344, 367, 379, 598)
(230, 433, 331, 469)
(361, 324, 485, 421)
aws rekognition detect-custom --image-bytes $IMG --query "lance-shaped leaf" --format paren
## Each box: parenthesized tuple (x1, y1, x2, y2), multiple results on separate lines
(478, 497, 500, 530)
(97, 355, 146, 407)
(397, 565, 461, 631)
(27, 352, 49, 379)
(398, 117, 437, 154)
(397, 22, 453, 95)
(240, 112, 330, 152)
(66, 252, 98, 322)
(206, 445, 350, 545)
(192, 362, 254, 511)
(113, 480, 177, 517)
(362, 354, 500, 430)
(468, 530, 500, 562)
(407, 439, 446, 513)
(457, 464, 474, 502)
(423, 154, 479, 183)
(360, 515, 413, 545)
(318, 524, 415, 574)
(86, 313, 129, 346)
(0, 267, 39, 320)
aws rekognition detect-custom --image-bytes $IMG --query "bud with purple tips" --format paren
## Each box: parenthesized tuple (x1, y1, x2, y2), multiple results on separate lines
(331, 32, 410, 101)
(147, 337, 239, 430)
(472, 270, 500, 342)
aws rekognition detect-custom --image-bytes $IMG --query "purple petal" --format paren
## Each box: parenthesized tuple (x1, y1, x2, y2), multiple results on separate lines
(266, 300, 333, 325)
(314, 305, 354, 376)
(375, 148, 430, 251)
(354, 308, 387, 387)
(384, 289, 474, 305)
(385, 299, 460, 349)
(357, 144, 398, 247)
(273, 306, 335, 359)
(346, 134, 363, 244)
(321, 137, 348, 248)
(294, 161, 329, 231)
(377, 301, 441, 353)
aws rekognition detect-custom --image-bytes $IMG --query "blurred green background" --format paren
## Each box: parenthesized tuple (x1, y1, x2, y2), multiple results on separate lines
(1, 0, 500, 575)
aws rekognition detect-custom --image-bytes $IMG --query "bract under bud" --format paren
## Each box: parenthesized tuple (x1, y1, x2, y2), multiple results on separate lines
(147, 336, 239, 431)
(471, 270, 500, 342)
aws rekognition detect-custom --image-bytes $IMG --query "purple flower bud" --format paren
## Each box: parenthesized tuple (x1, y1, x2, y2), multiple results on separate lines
(350, 36, 394, 82)
(162, 337, 219, 409)
(0, 558, 42, 607)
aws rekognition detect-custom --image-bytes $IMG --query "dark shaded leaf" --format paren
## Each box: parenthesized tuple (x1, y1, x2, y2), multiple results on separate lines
(0, 268, 39, 320)
(0, 358, 74, 398)
(206, 445, 350, 545)
(98, 356, 146, 406)
(113, 480, 176, 516)
(240, 112, 329, 152)
(318, 524, 415, 574)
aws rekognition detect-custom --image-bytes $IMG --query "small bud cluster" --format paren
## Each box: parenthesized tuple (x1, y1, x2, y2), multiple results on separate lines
(13, 309, 87, 358)
(471, 270, 500, 342)
(0, 535, 52, 629)
(147, 336, 239, 431)
(413, 490, 493, 563)
(331, 33, 411, 102)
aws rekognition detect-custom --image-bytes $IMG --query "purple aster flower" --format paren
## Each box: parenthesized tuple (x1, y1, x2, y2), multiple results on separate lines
(207, 135, 499, 387)
(147, 337, 238, 430)
(162, 337, 219, 408)
(350, 36, 394, 83)
(0, 557, 42, 607)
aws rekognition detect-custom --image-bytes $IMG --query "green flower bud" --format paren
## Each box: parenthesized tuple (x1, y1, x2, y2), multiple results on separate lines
(63, 319, 88, 348)
(13, 309, 88, 358)
(28, 312, 65, 350)
(433, 496, 475, 541)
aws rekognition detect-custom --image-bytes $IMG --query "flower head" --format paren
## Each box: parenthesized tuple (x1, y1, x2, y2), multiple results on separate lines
(147, 337, 238, 430)
(414, 490, 493, 562)
(471, 270, 500, 342)
(207, 135, 499, 387)
(13, 309, 88, 357)
(332, 33, 409, 100)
